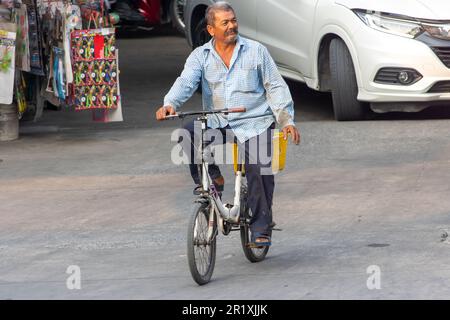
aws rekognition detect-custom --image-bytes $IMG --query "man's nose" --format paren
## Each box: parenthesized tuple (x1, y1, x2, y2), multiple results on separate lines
(228, 21, 238, 29)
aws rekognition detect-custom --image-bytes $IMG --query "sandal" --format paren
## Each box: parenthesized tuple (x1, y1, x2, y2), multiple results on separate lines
(247, 234, 271, 248)
(212, 175, 224, 192)
(193, 176, 224, 195)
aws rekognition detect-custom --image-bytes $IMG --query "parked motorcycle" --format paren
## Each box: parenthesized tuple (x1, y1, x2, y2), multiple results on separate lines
(106, 0, 185, 33)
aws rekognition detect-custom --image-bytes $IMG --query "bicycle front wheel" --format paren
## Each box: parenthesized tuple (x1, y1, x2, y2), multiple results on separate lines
(187, 201, 217, 285)
(239, 187, 269, 263)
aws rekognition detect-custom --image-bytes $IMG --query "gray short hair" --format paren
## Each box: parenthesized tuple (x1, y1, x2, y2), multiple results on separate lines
(206, 1, 235, 26)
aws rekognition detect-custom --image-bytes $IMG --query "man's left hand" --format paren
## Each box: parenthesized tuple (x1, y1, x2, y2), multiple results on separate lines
(282, 125, 300, 145)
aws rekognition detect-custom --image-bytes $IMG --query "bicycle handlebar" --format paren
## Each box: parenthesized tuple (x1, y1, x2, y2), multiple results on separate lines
(227, 107, 246, 113)
(163, 107, 247, 120)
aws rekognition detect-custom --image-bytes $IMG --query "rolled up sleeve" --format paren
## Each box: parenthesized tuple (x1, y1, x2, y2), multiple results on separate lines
(259, 45, 295, 128)
(163, 48, 203, 111)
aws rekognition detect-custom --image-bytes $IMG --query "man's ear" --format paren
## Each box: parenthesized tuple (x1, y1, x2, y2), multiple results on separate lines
(207, 24, 214, 37)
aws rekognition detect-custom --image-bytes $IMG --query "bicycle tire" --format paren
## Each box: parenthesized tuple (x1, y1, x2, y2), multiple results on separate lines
(187, 201, 217, 285)
(239, 186, 269, 263)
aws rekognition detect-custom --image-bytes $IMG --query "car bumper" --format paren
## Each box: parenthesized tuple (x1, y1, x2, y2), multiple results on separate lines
(352, 25, 450, 104)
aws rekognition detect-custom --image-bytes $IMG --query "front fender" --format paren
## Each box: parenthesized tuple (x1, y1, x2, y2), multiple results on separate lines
(311, 24, 363, 91)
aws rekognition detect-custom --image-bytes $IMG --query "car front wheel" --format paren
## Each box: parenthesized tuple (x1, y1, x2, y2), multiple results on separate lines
(329, 38, 368, 121)
(193, 17, 211, 49)
(170, 0, 186, 34)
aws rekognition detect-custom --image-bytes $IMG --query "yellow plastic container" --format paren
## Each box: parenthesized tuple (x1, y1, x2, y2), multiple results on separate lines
(272, 131, 288, 173)
(232, 131, 288, 174)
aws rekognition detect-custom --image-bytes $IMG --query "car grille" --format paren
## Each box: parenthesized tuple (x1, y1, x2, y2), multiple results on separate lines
(431, 47, 450, 68)
(428, 81, 450, 93)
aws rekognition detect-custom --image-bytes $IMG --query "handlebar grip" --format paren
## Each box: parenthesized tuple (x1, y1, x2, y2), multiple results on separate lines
(163, 114, 179, 120)
(227, 107, 246, 113)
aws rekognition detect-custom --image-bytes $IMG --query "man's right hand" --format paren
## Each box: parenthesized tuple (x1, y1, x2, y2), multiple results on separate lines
(155, 105, 176, 121)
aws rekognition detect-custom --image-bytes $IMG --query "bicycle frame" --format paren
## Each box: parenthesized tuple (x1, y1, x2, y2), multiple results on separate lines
(194, 114, 244, 242)
(167, 107, 272, 285)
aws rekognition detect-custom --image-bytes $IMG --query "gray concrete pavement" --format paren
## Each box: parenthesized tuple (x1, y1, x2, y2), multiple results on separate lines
(2, 28, 450, 299)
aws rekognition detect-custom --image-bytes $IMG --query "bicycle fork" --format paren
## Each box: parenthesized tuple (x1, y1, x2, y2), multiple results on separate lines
(206, 201, 216, 243)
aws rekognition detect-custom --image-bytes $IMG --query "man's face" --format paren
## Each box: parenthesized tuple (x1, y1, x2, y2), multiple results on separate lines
(207, 10, 239, 44)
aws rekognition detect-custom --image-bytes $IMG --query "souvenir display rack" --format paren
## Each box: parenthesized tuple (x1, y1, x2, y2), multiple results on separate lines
(0, 0, 122, 123)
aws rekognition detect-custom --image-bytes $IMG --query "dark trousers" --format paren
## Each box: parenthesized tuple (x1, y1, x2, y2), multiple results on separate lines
(181, 120, 275, 237)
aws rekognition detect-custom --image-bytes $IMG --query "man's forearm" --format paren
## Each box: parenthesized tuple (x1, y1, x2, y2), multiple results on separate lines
(163, 48, 203, 111)
(163, 76, 200, 111)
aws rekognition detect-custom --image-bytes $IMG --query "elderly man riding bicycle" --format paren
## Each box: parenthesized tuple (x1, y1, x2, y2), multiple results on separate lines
(156, 1, 300, 248)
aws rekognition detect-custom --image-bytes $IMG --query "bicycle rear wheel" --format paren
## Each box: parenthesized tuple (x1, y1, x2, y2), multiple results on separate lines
(240, 186, 269, 263)
(187, 201, 217, 285)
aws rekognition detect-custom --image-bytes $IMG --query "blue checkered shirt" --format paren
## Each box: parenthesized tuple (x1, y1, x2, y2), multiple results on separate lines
(163, 35, 295, 143)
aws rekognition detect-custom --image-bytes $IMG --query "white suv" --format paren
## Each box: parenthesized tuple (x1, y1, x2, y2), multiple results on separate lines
(184, 0, 450, 120)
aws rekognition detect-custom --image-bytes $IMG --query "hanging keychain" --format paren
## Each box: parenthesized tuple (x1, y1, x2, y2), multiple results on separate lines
(75, 34, 87, 61)
(102, 60, 111, 84)
(85, 86, 92, 108)
(73, 62, 83, 85)
(104, 34, 115, 59)
(109, 59, 117, 84)
(96, 60, 104, 84)
(97, 84, 106, 107)
(84, 60, 90, 84)
(76, 86, 85, 108)
(111, 86, 118, 108)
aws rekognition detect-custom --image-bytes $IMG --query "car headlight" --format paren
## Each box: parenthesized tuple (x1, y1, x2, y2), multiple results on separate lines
(354, 10, 423, 38)
(422, 24, 450, 40)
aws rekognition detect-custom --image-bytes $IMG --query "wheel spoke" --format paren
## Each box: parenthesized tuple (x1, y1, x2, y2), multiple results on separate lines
(192, 208, 213, 277)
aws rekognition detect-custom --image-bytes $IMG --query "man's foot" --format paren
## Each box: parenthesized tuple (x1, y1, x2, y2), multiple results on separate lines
(193, 176, 225, 195)
(213, 175, 225, 192)
(247, 234, 271, 248)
